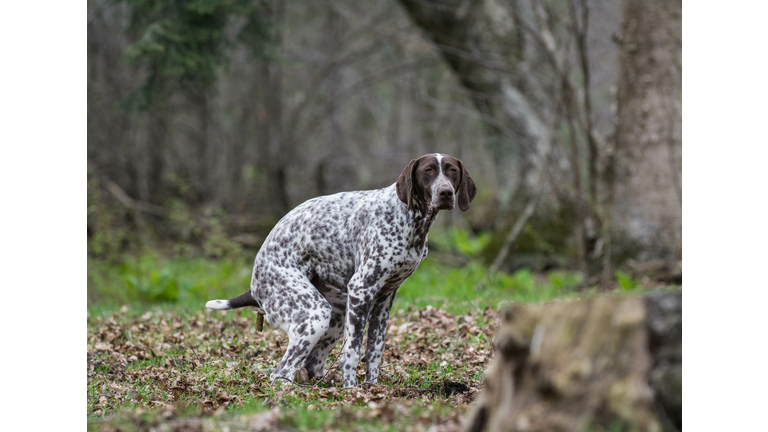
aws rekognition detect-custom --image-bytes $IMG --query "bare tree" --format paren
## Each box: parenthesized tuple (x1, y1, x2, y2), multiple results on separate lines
(88, 0, 496, 250)
(398, 0, 610, 277)
(87, 0, 680, 280)
(398, 0, 680, 280)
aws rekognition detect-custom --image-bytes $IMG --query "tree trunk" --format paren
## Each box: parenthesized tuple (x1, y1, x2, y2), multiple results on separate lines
(612, 0, 682, 261)
(256, 0, 290, 216)
(257, 57, 289, 216)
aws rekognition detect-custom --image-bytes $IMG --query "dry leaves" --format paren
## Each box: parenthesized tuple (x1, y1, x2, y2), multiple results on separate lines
(87, 305, 500, 430)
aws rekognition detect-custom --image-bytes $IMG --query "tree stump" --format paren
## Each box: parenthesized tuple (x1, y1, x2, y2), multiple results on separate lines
(466, 292, 681, 432)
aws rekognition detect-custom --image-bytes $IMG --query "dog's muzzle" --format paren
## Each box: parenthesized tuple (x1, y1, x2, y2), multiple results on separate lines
(435, 187, 455, 210)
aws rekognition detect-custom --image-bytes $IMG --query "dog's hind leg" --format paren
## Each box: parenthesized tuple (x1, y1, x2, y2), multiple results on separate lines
(302, 299, 346, 379)
(261, 272, 332, 385)
(270, 318, 331, 385)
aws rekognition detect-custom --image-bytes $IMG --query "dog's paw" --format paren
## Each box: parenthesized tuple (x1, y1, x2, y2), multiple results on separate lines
(268, 369, 283, 384)
(342, 375, 358, 389)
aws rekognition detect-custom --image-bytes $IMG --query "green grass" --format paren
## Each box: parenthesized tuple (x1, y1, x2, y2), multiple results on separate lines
(88, 250, 586, 318)
(88, 252, 253, 315)
(396, 258, 584, 313)
(88, 398, 467, 432)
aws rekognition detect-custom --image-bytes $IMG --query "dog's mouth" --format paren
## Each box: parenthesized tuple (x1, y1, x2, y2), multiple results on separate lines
(428, 200, 455, 211)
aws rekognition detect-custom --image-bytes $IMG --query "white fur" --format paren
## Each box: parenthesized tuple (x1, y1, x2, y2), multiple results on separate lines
(206, 300, 229, 310)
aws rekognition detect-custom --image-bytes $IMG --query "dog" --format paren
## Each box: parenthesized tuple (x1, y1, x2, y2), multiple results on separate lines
(206, 153, 476, 388)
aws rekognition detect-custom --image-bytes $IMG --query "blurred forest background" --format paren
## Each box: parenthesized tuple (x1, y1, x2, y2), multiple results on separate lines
(87, 0, 681, 307)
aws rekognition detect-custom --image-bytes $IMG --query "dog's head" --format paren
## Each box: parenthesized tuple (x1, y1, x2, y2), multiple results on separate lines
(396, 153, 477, 213)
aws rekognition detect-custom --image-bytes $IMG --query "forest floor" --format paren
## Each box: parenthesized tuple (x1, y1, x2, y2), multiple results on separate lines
(87, 305, 499, 432)
(87, 252, 670, 431)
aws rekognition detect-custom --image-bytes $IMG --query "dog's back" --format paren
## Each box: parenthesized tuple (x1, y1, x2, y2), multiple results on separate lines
(253, 184, 407, 294)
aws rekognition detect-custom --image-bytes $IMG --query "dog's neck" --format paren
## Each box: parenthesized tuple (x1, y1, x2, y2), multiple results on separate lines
(406, 206, 440, 251)
(388, 183, 441, 251)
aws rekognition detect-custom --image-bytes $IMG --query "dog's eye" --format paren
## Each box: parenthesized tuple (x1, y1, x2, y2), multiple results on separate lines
(449, 168, 457, 174)
(424, 168, 433, 173)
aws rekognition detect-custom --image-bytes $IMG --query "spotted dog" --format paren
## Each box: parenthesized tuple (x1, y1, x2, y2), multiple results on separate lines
(206, 154, 476, 388)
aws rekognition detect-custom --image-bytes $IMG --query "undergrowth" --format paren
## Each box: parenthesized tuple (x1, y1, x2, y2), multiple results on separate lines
(87, 251, 588, 317)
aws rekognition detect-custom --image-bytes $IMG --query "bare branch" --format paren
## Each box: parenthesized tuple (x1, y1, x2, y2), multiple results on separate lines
(104, 180, 167, 216)
(292, 58, 440, 147)
(475, 198, 537, 291)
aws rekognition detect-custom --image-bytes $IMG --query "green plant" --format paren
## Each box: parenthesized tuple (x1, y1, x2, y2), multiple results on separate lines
(429, 227, 492, 258)
(123, 269, 179, 302)
(87, 252, 252, 310)
(615, 270, 640, 291)
(87, 174, 135, 260)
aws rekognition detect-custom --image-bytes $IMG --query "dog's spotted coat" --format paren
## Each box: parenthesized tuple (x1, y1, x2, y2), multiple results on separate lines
(207, 154, 476, 388)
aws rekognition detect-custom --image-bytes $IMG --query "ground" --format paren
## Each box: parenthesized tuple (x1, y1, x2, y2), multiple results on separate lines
(86, 250, 657, 431)
(87, 305, 500, 431)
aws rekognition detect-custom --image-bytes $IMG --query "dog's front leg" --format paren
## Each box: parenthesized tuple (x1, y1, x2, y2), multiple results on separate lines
(339, 272, 379, 388)
(363, 289, 397, 385)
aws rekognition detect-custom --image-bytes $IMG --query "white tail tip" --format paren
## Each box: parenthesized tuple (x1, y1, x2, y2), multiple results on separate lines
(206, 300, 229, 310)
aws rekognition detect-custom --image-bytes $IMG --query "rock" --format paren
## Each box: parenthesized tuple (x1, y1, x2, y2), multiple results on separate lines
(466, 293, 681, 432)
(646, 293, 682, 431)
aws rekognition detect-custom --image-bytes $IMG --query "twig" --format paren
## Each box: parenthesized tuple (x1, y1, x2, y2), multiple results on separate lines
(186, 343, 202, 363)
(103, 179, 168, 216)
(475, 199, 538, 291)
(318, 338, 348, 384)
(402, 387, 435, 394)
(271, 376, 316, 388)
(269, 338, 350, 392)
(293, 58, 438, 147)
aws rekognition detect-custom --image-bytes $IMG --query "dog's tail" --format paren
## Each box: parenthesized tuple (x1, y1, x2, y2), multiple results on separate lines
(206, 291, 261, 311)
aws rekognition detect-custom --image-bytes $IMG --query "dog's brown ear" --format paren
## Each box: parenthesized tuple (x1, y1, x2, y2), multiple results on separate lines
(396, 158, 420, 210)
(456, 159, 477, 212)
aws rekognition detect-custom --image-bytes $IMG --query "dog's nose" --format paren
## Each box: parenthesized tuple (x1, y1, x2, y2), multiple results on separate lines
(438, 188, 453, 198)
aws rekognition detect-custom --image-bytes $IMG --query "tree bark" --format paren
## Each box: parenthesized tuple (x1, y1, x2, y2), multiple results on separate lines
(612, 0, 682, 261)
(256, 0, 290, 216)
